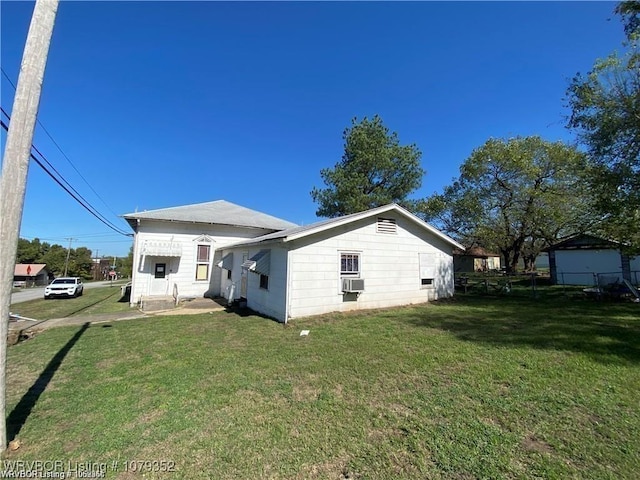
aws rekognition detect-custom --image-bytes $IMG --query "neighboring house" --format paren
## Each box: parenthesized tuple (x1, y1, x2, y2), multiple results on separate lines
(453, 246, 501, 273)
(218, 204, 463, 322)
(13, 264, 50, 287)
(123, 200, 298, 305)
(545, 234, 640, 286)
(91, 258, 112, 280)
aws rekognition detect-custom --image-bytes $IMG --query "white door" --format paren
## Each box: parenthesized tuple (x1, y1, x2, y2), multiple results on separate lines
(151, 261, 169, 295)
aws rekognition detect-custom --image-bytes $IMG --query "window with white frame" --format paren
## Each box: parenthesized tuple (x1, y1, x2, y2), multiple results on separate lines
(340, 252, 360, 277)
(195, 244, 211, 281)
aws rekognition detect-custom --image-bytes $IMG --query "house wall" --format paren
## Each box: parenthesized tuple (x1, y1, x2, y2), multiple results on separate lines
(286, 213, 455, 320)
(130, 220, 275, 305)
(219, 246, 289, 321)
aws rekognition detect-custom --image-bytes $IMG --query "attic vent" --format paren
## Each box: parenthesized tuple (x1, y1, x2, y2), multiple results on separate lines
(377, 217, 397, 234)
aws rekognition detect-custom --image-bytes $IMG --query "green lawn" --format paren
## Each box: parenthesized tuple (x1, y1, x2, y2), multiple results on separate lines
(10, 284, 132, 320)
(4, 293, 640, 479)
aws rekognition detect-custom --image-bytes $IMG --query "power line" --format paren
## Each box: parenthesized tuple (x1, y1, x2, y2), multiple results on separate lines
(1, 67, 122, 219)
(1, 115, 132, 237)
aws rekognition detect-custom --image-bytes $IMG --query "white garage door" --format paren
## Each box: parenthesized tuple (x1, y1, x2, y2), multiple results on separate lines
(555, 250, 622, 285)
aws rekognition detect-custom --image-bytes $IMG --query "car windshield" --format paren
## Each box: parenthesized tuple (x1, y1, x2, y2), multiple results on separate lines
(53, 279, 76, 285)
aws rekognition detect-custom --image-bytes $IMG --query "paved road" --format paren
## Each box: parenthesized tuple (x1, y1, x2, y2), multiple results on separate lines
(11, 280, 126, 304)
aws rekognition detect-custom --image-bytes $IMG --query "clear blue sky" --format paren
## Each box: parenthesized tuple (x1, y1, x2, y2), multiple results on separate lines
(0, 1, 626, 258)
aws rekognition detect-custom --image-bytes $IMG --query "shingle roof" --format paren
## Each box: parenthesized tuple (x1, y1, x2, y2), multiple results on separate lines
(453, 246, 499, 257)
(226, 204, 464, 250)
(122, 200, 298, 232)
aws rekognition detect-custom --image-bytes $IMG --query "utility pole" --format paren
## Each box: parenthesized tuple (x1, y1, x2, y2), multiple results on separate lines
(94, 249, 98, 280)
(0, 0, 59, 449)
(63, 237, 73, 276)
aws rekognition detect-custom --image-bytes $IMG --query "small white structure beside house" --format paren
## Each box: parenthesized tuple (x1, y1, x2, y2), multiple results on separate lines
(123, 200, 297, 306)
(545, 234, 640, 286)
(218, 204, 463, 322)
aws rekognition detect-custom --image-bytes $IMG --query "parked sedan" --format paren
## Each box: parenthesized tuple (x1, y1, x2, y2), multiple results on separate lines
(44, 277, 84, 299)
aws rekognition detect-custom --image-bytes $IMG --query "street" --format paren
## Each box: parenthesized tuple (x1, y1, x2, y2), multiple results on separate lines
(10, 280, 123, 304)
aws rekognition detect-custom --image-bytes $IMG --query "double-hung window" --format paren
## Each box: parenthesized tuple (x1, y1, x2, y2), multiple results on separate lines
(196, 244, 211, 281)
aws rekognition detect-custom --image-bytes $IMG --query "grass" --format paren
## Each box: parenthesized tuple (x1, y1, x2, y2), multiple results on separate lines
(10, 284, 132, 320)
(4, 291, 640, 479)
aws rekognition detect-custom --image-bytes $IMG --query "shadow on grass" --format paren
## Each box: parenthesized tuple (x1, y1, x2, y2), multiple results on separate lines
(6, 323, 90, 441)
(408, 295, 640, 364)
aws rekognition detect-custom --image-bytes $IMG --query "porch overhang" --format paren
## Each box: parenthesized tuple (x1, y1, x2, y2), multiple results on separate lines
(141, 240, 182, 257)
(217, 252, 233, 270)
(242, 249, 270, 275)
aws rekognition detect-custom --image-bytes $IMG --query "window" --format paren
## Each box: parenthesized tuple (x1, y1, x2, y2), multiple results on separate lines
(227, 269, 232, 280)
(154, 263, 166, 279)
(259, 274, 269, 290)
(196, 244, 211, 281)
(340, 253, 360, 277)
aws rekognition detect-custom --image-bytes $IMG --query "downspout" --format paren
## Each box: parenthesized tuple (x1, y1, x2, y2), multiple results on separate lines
(284, 248, 291, 324)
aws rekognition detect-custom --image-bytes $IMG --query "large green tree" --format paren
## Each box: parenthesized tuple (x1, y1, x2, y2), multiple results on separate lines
(566, 1, 640, 251)
(420, 137, 589, 273)
(311, 115, 424, 217)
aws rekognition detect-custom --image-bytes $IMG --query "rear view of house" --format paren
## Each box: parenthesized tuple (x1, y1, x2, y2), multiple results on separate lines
(124, 201, 463, 320)
(219, 204, 463, 322)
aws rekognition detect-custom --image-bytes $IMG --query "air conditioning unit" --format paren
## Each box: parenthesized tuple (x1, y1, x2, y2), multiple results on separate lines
(342, 278, 365, 293)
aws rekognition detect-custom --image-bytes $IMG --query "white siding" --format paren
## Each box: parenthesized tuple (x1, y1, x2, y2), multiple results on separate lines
(286, 213, 454, 319)
(130, 220, 276, 305)
(554, 249, 623, 285)
(219, 246, 289, 322)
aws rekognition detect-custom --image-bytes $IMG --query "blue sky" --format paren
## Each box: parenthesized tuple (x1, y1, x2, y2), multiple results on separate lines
(0, 1, 627, 257)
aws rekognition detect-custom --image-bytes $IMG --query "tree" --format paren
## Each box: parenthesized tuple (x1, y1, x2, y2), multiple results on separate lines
(118, 246, 134, 278)
(311, 115, 424, 217)
(566, 1, 640, 251)
(420, 137, 589, 273)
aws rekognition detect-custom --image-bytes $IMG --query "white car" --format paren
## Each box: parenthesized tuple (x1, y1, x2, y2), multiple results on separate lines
(44, 277, 84, 299)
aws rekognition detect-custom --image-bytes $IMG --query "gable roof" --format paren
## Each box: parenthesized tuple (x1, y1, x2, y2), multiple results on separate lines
(226, 204, 464, 250)
(544, 233, 622, 252)
(14, 264, 47, 276)
(122, 200, 298, 232)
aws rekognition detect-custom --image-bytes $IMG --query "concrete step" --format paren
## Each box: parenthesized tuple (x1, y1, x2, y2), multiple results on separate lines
(140, 295, 176, 312)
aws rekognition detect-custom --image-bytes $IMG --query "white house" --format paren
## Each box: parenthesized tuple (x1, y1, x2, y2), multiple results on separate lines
(123, 200, 298, 306)
(545, 234, 640, 286)
(217, 204, 464, 322)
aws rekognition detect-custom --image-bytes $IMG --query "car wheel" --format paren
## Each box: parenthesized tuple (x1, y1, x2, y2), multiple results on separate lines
(78, 289, 83, 296)
(44, 295, 50, 300)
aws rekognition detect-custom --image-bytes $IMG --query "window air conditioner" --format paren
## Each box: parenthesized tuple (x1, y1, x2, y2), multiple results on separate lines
(342, 278, 365, 292)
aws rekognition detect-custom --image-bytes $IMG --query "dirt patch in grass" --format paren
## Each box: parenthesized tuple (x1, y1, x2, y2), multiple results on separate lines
(521, 433, 554, 455)
(296, 456, 352, 480)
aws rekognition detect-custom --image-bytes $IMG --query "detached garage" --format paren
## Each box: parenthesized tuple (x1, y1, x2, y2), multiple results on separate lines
(545, 234, 640, 286)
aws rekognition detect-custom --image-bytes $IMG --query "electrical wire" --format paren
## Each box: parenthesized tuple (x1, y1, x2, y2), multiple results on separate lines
(1, 116, 132, 237)
(1, 67, 123, 219)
